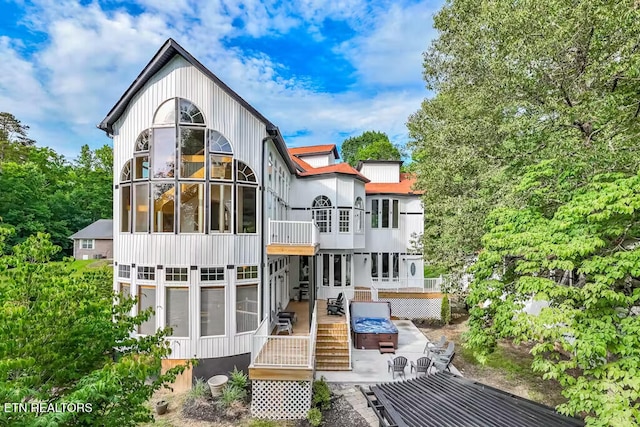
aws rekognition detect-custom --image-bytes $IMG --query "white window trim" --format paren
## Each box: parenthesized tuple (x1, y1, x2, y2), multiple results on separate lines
(200, 285, 226, 337)
(80, 239, 95, 250)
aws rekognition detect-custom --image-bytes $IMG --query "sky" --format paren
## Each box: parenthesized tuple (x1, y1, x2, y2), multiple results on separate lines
(0, 0, 441, 159)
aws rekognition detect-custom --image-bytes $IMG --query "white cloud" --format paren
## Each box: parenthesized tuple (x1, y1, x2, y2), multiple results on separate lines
(0, 0, 437, 157)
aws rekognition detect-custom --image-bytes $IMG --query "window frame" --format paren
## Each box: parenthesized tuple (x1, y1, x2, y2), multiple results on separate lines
(236, 283, 258, 334)
(165, 286, 190, 338)
(200, 285, 226, 337)
(80, 239, 95, 250)
(339, 209, 350, 233)
(200, 267, 225, 282)
(165, 267, 189, 282)
(137, 285, 156, 335)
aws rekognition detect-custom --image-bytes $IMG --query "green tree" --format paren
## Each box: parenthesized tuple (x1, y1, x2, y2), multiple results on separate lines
(340, 131, 402, 166)
(0, 233, 187, 426)
(0, 112, 35, 163)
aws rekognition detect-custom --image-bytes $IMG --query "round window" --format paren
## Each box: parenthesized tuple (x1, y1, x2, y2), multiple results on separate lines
(410, 262, 416, 276)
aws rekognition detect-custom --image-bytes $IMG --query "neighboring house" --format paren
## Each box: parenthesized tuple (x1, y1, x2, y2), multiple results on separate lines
(98, 38, 438, 418)
(69, 219, 113, 260)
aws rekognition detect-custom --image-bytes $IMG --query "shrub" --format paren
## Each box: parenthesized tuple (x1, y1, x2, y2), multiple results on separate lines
(187, 378, 209, 400)
(219, 384, 246, 408)
(312, 377, 331, 410)
(441, 294, 451, 325)
(229, 366, 248, 390)
(307, 407, 322, 427)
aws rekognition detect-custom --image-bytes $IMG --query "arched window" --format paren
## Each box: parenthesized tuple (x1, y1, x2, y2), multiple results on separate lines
(209, 131, 233, 181)
(153, 99, 175, 126)
(120, 161, 132, 232)
(179, 99, 204, 124)
(120, 160, 132, 182)
(312, 195, 332, 233)
(237, 161, 258, 234)
(354, 197, 364, 233)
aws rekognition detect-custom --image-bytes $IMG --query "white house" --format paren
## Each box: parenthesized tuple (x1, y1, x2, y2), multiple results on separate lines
(98, 39, 441, 419)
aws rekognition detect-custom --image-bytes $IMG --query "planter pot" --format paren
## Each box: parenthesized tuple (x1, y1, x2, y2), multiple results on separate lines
(207, 375, 228, 397)
(155, 400, 168, 415)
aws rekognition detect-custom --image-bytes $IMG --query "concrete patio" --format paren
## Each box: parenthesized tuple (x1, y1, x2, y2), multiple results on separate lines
(316, 319, 461, 384)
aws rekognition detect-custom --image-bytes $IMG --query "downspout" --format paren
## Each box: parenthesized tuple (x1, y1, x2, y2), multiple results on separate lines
(261, 134, 276, 321)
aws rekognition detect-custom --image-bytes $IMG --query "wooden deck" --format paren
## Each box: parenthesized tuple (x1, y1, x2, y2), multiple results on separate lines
(266, 243, 319, 256)
(317, 299, 347, 325)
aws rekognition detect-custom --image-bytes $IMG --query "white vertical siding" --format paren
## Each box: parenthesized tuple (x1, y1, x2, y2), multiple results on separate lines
(358, 163, 401, 183)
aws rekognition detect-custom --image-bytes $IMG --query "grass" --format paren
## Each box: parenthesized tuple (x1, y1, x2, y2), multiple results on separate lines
(53, 258, 111, 276)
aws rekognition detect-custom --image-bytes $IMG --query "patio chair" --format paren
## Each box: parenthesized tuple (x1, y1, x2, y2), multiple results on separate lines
(277, 302, 297, 324)
(272, 310, 293, 335)
(410, 356, 432, 377)
(327, 293, 344, 315)
(387, 356, 408, 379)
(432, 352, 455, 373)
(423, 335, 446, 354)
(428, 341, 454, 359)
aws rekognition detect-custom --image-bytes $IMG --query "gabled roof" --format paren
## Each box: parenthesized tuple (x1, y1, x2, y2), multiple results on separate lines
(365, 372, 584, 427)
(69, 219, 113, 240)
(289, 144, 339, 159)
(365, 173, 422, 195)
(96, 38, 296, 174)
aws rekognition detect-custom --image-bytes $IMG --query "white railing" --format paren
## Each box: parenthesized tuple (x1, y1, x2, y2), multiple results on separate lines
(370, 277, 443, 293)
(268, 219, 319, 246)
(344, 296, 352, 369)
(424, 277, 444, 292)
(353, 288, 374, 301)
(308, 301, 318, 367)
(251, 318, 272, 362)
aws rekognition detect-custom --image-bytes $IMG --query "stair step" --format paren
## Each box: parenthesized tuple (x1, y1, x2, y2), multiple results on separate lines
(316, 359, 350, 366)
(316, 366, 352, 371)
(316, 349, 350, 355)
(315, 343, 349, 349)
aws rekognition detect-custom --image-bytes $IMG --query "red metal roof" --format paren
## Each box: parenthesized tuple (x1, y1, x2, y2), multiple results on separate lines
(298, 163, 369, 182)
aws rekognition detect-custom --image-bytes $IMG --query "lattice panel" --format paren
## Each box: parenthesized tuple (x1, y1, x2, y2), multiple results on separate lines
(382, 298, 442, 320)
(251, 379, 312, 419)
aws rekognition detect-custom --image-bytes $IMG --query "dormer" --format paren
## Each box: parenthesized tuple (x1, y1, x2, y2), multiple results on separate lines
(289, 144, 339, 168)
(356, 160, 403, 183)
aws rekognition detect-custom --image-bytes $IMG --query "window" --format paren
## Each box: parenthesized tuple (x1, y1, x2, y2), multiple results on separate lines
(119, 282, 130, 297)
(166, 267, 188, 281)
(392, 200, 399, 228)
(371, 253, 378, 278)
(210, 184, 232, 233)
(180, 128, 205, 179)
(135, 129, 151, 152)
(118, 264, 131, 278)
(152, 183, 175, 233)
(339, 209, 350, 233)
(80, 239, 94, 250)
(201, 267, 224, 281)
(120, 184, 131, 232)
(134, 183, 149, 232)
(120, 160, 131, 182)
(166, 287, 189, 337)
(179, 99, 204, 124)
(237, 266, 258, 280)
(322, 254, 330, 286)
(371, 198, 399, 229)
(152, 127, 175, 178)
(153, 99, 175, 126)
(312, 195, 332, 233)
(138, 285, 156, 335)
(393, 253, 399, 279)
(236, 284, 258, 333)
(209, 130, 232, 153)
(180, 183, 204, 233)
(382, 252, 389, 278)
(345, 254, 352, 287)
(137, 266, 155, 281)
(237, 161, 257, 183)
(201, 287, 225, 336)
(371, 200, 379, 228)
(238, 186, 257, 233)
(334, 254, 342, 286)
(354, 197, 364, 233)
(210, 155, 232, 180)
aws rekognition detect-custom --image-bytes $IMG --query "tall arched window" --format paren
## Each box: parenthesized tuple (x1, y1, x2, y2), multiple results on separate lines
(312, 195, 332, 233)
(354, 197, 364, 233)
(209, 130, 233, 233)
(120, 160, 132, 232)
(237, 161, 258, 234)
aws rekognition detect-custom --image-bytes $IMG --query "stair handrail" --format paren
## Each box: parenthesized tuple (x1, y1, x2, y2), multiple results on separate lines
(308, 301, 318, 368)
(344, 294, 352, 369)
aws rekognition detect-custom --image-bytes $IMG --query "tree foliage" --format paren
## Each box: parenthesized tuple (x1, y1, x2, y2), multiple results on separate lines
(0, 113, 113, 254)
(340, 131, 402, 166)
(408, 0, 640, 424)
(0, 233, 187, 426)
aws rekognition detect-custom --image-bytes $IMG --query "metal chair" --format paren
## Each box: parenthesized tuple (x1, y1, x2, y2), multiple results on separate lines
(387, 356, 408, 379)
(428, 341, 454, 359)
(410, 356, 432, 377)
(277, 302, 297, 324)
(423, 335, 446, 354)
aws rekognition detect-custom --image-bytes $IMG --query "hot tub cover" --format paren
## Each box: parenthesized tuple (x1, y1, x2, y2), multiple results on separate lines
(352, 317, 398, 334)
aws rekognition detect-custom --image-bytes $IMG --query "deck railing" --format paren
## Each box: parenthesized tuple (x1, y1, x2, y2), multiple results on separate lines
(250, 304, 317, 369)
(344, 295, 353, 369)
(268, 219, 319, 246)
(370, 277, 444, 293)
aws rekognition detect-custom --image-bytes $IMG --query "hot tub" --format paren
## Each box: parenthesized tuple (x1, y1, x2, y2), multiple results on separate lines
(350, 302, 398, 350)
(352, 317, 398, 350)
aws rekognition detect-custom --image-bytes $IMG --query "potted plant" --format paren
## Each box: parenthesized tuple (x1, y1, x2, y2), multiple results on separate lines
(155, 400, 168, 415)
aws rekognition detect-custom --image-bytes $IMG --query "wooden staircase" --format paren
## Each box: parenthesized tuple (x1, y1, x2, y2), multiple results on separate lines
(315, 322, 351, 371)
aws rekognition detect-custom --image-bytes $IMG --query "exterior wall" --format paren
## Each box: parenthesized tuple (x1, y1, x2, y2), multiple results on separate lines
(73, 239, 113, 260)
(297, 153, 335, 167)
(359, 163, 401, 183)
(112, 56, 267, 361)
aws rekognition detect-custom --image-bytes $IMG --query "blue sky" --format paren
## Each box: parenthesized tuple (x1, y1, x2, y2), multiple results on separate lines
(0, 0, 441, 159)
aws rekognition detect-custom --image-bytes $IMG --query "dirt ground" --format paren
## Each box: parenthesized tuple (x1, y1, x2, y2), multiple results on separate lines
(416, 313, 566, 408)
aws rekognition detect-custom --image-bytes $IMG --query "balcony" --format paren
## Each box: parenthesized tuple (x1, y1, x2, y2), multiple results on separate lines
(266, 220, 320, 256)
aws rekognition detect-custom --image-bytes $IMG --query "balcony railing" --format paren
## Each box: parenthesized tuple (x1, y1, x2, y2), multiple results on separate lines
(268, 219, 319, 246)
(250, 302, 318, 369)
(370, 277, 444, 293)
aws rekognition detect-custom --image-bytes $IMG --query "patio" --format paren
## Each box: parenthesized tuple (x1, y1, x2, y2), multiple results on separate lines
(316, 319, 461, 383)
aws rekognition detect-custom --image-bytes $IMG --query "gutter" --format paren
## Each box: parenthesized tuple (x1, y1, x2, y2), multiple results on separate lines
(261, 133, 277, 320)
